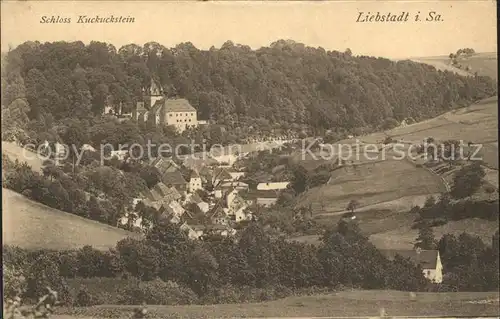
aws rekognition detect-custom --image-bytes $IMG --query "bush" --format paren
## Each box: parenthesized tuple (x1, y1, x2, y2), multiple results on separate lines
(119, 279, 199, 305)
(3, 263, 27, 299)
(484, 185, 496, 194)
(3, 245, 29, 269)
(75, 287, 103, 306)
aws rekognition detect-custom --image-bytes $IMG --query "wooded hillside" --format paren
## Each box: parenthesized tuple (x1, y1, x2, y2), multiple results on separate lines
(2, 40, 497, 136)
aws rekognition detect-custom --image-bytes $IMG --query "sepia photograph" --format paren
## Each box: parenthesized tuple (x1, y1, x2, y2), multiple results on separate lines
(1, 1, 498, 318)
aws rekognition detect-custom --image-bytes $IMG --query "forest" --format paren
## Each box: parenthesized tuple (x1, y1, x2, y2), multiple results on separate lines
(2, 39, 497, 142)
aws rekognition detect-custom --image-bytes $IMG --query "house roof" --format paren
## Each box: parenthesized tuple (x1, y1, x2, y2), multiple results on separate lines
(229, 194, 247, 211)
(161, 171, 187, 186)
(191, 224, 206, 231)
(212, 167, 233, 181)
(206, 224, 229, 231)
(244, 189, 280, 199)
(256, 182, 290, 190)
(152, 98, 196, 113)
(229, 172, 246, 180)
(379, 249, 439, 269)
(152, 182, 182, 202)
(143, 198, 163, 211)
(220, 181, 249, 188)
(190, 170, 201, 179)
(209, 202, 228, 220)
(146, 187, 163, 202)
(151, 157, 179, 174)
(187, 192, 204, 204)
(160, 201, 186, 220)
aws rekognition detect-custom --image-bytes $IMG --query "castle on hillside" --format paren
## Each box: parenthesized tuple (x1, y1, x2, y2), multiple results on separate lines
(133, 79, 203, 133)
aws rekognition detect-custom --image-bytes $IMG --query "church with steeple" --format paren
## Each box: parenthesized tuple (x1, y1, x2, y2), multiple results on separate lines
(133, 79, 201, 133)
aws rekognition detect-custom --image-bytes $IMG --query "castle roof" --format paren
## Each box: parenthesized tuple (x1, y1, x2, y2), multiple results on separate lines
(152, 98, 196, 113)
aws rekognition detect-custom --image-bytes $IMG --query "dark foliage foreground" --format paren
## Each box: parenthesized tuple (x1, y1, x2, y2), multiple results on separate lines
(3, 220, 498, 308)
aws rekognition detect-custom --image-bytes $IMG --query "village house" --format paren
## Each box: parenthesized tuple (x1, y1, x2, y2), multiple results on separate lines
(142, 182, 182, 210)
(211, 154, 238, 167)
(152, 182, 182, 202)
(244, 189, 280, 207)
(188, 170, 203, 193)
(380, 248, 443, 283)
(184, 192, 210, 213)
(219, 181, 249, 191)
(133, 80, 200, 133)
(163, 171, 188, 192)
(211, 167, 234, 188)
(256, 181, 290, 191)
(227, 194, 253, 222)
(118, 212, 145, 230)
(159, 200, 186, 224)
(181, 156, 219, 173)
(180, 222, 202, 240)
(151, 157, 179, 172)
(229, 171, 246, 181)
(149, 157, 188, 192)
(209, 205, 229, 226)
(190, 224, 236, 239)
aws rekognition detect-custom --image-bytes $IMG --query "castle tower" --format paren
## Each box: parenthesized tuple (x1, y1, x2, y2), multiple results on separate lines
(134, 78, 164, 121)
(147, 78, 164, 107)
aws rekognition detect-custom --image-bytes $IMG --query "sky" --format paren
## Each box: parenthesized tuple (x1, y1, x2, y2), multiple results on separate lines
(1, 1, 497, 59)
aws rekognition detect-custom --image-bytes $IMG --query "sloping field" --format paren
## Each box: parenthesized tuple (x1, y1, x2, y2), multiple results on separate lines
(2, 141, 46, 172)
(54, 290, 499, 318)
(370, 218, 498, 250)
(411, 52, 497, 80)
(389, 98, 497, 143)
(371, 97, 498, 181)
(298, 159, 445, 213)
(2, 188, 142, 251)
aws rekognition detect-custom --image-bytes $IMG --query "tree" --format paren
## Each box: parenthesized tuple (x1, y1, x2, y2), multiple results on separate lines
(450, 162, 485, 199)
(61, 121, 89, 175)
(346, 199, 360, 214)
(76, 246, 107, 278)
(116, 238, 160, 280)
(382, 117, 399, 130)
(238, 223, 279, 287)
(290, 165, 308, 194)
(183, 245, 219, 295)
(414, 223, 437, 250)
(492, 229, 499, 250)
(25, 254, 69, 302)
(423, 195, 436, 208)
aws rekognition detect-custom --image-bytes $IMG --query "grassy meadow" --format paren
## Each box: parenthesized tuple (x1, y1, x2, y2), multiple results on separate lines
(52, 290, 499, 318)
(297, 159, 446, 214)
(411, 52, 498, 80)
(2, 188, 141, 251)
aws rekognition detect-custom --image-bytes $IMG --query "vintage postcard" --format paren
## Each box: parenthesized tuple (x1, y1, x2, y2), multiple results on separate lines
(1, 1, 498, 318)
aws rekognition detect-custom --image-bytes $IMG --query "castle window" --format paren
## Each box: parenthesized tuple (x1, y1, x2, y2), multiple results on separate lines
(169, 114, 172, 117)
(189, 119, 191, 122)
